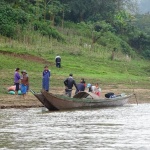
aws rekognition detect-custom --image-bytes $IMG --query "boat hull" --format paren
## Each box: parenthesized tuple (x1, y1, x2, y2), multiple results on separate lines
(33, 92, 58, 111)
(41, 90, 131, 110)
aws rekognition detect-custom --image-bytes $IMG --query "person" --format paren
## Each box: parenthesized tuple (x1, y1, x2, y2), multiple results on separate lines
(42, 65, 51, 92)
(21, 70, 29, 93)
(81, 78, 86, 87)
(21, 70, 29, 98)
(93, 83, 101, 96)
(87, 83, 101, 96)
(87, 83, 92, 92)
(55, 55, 61, 68)
(75, 78, 86, 94)
(64, 73, 78, 97)
(14, 68, 21, 95)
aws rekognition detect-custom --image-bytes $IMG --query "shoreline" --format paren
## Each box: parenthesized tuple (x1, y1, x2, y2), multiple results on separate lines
(0, 88, 150, 109)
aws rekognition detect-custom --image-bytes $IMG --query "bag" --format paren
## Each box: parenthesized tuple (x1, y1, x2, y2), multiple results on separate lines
(8, 85, 16, 91)
(18, 90, 22, 95)
(8, 91, 15, 95)
(105, 92, 114, 98)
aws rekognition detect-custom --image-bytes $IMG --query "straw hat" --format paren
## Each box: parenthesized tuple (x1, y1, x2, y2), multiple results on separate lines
(21, 70, 27, 74)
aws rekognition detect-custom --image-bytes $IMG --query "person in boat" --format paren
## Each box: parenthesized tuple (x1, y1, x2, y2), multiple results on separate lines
(21, 70, 29, 98)
(14, 68, 21, 95)
(42, 65, 51, 92)
(87, 83, 101, 96)
(93, 83, 101, 96)
(75, 78, 86, 94)
(81, 78, 86, 87)
(64, 73, 78, 97)
(55, 55, 61, 68)
(87, 83, 92, 92)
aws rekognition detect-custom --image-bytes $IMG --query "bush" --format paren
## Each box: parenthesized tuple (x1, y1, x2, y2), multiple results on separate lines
(0, 1, 29, 38)
(33, 21, 64, 41)
(142, 50, 150, 59)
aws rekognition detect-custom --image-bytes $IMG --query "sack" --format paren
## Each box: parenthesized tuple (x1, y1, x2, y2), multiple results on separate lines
(8, 91, 15, 95)
(8, 85, 16, 91)
(105, 92, 114, 98)
(18, 90, 22, 95)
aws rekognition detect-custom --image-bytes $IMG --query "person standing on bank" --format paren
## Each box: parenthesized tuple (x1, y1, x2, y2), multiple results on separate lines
(14, 68, 21, 95)
(55, 55, 61, 68)
(21, 70, 29, 98)
(64, 73, 78, 97)
(42, 65, 51, 92)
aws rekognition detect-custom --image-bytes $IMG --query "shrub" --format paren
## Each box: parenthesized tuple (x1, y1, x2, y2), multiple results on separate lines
(142, 50, 150, 59)
(0, 1, 29, 38)
(33, 21, 64, 41)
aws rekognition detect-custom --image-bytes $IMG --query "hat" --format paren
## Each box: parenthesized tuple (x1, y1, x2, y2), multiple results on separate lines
(69, 73, 73, 76)
(87, 83, 91, 88)
(21, 70, 27, 74)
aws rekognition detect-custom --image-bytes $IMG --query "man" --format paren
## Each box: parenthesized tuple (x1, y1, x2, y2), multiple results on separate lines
(75, 78, 86, 94)
(42, 65, 51, 92)
(64, 73, 78, 97)
(55, 55, 61, 68)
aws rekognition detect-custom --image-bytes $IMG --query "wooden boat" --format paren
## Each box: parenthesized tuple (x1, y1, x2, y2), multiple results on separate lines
(30, 89, 58, 111)
(41, 89, 132, 110)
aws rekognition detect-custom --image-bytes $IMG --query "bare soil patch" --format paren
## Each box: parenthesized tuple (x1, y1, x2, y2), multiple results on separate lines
(0, 50, 53, 65)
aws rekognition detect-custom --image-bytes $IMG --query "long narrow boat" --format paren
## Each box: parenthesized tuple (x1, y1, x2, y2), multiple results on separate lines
(41, 89, 132, 110)
(30, 89, 58, 111)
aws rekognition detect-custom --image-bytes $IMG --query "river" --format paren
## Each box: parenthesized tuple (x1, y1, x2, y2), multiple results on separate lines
(0, 104, 150, 150)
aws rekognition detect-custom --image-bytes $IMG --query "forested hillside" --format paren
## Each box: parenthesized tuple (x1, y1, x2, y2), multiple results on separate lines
(0, 0, 150, 95)
(0, 0, 150, 59)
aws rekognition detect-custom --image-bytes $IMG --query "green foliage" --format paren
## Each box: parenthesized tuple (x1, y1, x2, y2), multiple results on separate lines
(120, 41, 135, 57)
(0, 1, 29, 38)
(0, 0, 150, 59)
(134, 14, 150, 35)
(142, 50, 150, 59)
(33, 20, 63, 41)
(93, 21, 115, 33)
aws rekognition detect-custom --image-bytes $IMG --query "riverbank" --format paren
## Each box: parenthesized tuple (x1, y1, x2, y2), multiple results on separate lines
(0, 87, 150, 109)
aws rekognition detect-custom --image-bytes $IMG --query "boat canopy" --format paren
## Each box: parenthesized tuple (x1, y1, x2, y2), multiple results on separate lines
(73, 91, 100, 99)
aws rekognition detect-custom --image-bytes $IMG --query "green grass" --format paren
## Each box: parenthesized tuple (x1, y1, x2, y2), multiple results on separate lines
(0, 50, 149, 95)
(0, 27, 150, 95)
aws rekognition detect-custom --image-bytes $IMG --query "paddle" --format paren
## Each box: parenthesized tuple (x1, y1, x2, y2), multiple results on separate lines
(124, 64, 138, 105)
(30, 89, 36, 95)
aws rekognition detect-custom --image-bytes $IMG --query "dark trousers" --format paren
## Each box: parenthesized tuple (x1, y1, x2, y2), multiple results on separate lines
(56, 62, 61, 68)
(15, 83, 20, 91)
(65, 89, 72, 97)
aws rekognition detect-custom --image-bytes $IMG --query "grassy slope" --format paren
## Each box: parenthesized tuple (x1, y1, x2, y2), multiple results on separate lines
(0, 27, 150, 94)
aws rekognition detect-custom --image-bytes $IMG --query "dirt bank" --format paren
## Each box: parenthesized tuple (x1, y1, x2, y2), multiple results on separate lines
(0, 87, 150, 109)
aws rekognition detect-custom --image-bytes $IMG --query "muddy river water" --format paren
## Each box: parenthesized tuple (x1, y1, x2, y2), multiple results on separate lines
(0, 104, 150, 150)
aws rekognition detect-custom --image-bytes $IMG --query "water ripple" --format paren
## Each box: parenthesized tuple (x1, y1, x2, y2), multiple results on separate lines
(0, 104, 150, 150)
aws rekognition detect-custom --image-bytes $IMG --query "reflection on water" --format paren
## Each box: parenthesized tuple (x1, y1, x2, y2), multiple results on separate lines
(0, 104, 150, 150)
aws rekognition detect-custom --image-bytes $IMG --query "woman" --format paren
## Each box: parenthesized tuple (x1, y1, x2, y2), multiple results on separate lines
(94, 83, 101, 96)
(87, 83, 101, 97)
(42, 65, 51, 91)
(21, 70, 29, 98)
(14, 68, 21, 95)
